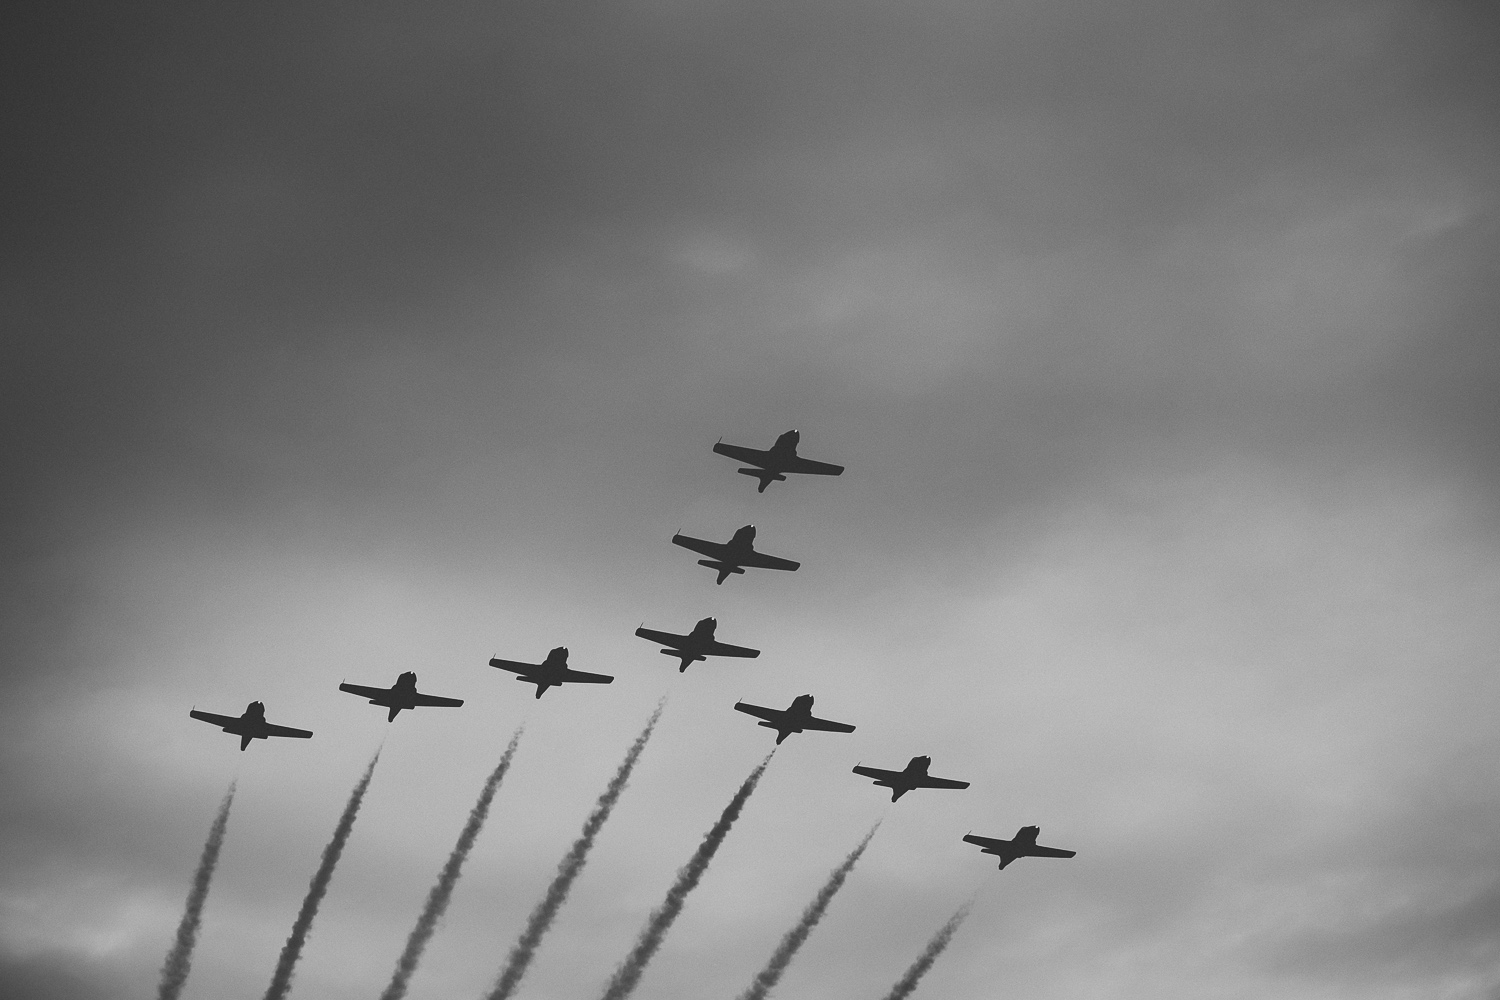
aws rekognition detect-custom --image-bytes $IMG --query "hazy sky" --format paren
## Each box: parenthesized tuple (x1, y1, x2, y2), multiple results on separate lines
(5, 2, 1500, 998)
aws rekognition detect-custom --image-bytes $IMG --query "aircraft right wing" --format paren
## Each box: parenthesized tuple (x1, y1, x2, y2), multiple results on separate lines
(733, 702, 785, 723)
(851, 765, 900, 782)
(785, 456, 845, 476)
(1027, 845, 1076, 858)
(262, 723, 314, 739)
(962, 834, 1006, 850)
(739, 550, 801, 571)
(338, 683, 391, 700)
(705, 640, 760, 658)
(712, 442, 772, 466)
(671, 534, 725, 559)
(560, 669, 615, 685)
(916, 775, 971, 790)
(634, 627, 687, 648)
(413, 693, 465, 707)
(189, 709, 241, 728)
(801, 715, 855, 734)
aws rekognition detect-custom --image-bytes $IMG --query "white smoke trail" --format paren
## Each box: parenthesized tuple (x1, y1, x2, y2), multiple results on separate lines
(156, 782, 236, 1000)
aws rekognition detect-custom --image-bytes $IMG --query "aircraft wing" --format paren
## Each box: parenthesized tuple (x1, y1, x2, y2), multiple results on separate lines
(801, 715, 855, 734)
(1027, 845, 1076, 858)
(671, 534, 725, 559)
(712, 442, 772, 467)
(635, 627, 687, 648)
(785, 456, 844, 476)
(705, 640, 760, 658)
(413, 693, 465, 707)
(962, 833, 1007, 850)
(733, 702, 785, 724)
(490, 658, 541, 676)
(262, 722, 314, 739)
(190, 709, 242, 729)
(852, 765, 901, 782)
(560, 669, 614, 685)
(740, 550, 801, 571)
(338, 683, 392, 701)
(915, 775, 970, 790)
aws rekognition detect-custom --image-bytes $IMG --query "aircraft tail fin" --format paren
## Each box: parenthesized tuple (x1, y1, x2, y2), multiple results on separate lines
(387, 706, 402, 722)
(240, 733, 252, 751)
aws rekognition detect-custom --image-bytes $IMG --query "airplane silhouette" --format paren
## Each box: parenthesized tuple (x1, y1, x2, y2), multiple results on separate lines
(489, 647, 614, 698)
(852, 755, 970, 801)
(189, 701, 313, 751)
(671, 525, 800, 585)
(635, 617, 760, 672)
(712, 430, 844, 492)
(733, 694, 855, 745)
(963, 826, 1076, 869)
(338, 671, 464, 721)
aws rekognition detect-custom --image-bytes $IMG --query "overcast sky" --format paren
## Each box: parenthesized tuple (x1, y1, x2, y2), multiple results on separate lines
(4, 1, 1500, 998)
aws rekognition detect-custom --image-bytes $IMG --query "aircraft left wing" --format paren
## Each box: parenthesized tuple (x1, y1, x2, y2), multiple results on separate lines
(962, 833, 1006, 850)
(705, 640, 760, 658)
(189, 709, 241, 728)
(635, 627, 687, 648)
(489, 658, 541, 675)
(671, 534, 724, 559)
(734, 702, 784, 724)
(739, 550, 801, 571)
(338, 683, 391, 700)
(785, 456, 845, 476)
(712, 442, 771, 466)
(413, 693, 465, 707)
(262, 723, 314, 739)
(851, 765, 900, 782)
(916, 775, 971, 790)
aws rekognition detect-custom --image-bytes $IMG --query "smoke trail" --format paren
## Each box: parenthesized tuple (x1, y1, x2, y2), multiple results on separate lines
(734, 822, 879, 1000)
(378, 726, 525, 1000)
(262, 750, 381, 1000)
(597, 752, 774, 1000)
(877, 902, 972, 1000)
(156, 782, 236, 1000)
(484, 703, 664, 1000)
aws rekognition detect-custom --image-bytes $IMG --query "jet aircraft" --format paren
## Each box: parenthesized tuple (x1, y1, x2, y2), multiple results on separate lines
(635, 617, 761, 672)
(489, 647, 614, 698)
(338, 671, 464, 721)
(189, 701, 313, 751)
(733, 694, 855, 745)
(852, 755, 970, 801)
(963, 826, 1076, 869)
(712, 429, 845, 492)
(671, 525, 800, 585)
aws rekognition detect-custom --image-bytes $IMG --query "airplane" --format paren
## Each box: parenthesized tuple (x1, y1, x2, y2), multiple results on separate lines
(852, 756, 970, 801)
(338, 671, 464, 721)
(963, 826, 1076, 869)
(671, 525, 800, 585)
(712, 430, 845, 492)
(733, 694, 855, 745)
(635, 617, 761, 672)
(189, 701, 313, 751)
(489, 647, 614, 698)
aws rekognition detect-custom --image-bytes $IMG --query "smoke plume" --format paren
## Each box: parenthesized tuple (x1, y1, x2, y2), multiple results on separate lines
(877, 902, 972, 1000)
(262, 750, 381, 1000)
(597, 752, 774, 1000)
(378, 726, 525, 1000)
(484, 703, 664, 1000)
(734, 822, 879, 1000)
(156, 782, 236, 1000)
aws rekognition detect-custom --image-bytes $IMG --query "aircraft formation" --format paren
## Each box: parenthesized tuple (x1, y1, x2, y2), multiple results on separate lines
(191, 427, 1073, 869)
